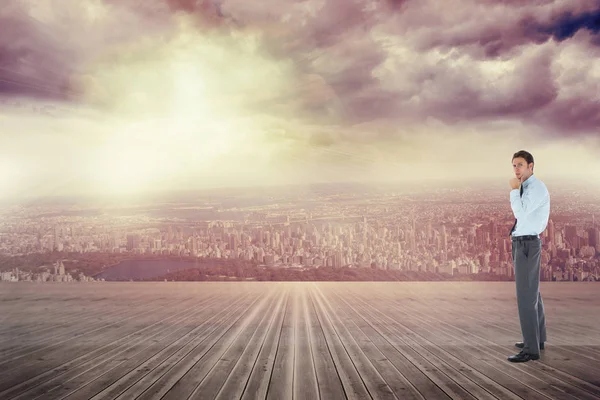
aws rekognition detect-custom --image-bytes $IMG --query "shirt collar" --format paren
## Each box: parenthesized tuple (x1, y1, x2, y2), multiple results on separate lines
(522, 174, 536, 189)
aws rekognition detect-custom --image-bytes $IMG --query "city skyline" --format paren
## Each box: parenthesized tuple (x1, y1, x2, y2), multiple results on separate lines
(1, 0, 600, 200)
(2, 183, 599, 282)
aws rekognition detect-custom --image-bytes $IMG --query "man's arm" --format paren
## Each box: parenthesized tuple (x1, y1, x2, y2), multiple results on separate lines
(510, 183, 548, 220)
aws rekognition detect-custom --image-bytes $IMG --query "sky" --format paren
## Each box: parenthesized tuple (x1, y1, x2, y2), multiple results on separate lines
(1, 0, 599, 199)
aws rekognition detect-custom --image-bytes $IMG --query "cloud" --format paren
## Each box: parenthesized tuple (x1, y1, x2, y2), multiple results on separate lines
(217, 0, 599, 134)
(0, 0, 176, 101)
(536, 7, 600, 42)
(2, 0, 598, 131)
(1, 0, 599, 198)
(385, 0, 600, 55)
(0, 6, 73, 100)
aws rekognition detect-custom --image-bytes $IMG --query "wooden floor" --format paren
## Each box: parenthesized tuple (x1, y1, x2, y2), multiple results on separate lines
(0, 282, 599, 400)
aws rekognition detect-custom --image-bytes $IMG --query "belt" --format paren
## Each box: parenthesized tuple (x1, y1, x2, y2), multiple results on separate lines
(511, 235, 539, 241)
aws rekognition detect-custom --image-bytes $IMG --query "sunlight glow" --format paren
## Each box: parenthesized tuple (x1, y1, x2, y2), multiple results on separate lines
(74, 16, 295, 196)
(0, 159, 19, 199)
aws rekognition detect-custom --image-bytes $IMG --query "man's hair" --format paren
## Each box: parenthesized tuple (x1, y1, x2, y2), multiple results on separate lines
(512, 150, 534, 170)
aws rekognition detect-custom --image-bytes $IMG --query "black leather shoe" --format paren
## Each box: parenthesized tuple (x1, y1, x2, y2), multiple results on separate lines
(508, 351, 540, 362)
(515, 342, 544, 350)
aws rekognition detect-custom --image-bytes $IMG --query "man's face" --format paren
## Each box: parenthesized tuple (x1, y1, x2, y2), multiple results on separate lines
(512, 157, 533, 181)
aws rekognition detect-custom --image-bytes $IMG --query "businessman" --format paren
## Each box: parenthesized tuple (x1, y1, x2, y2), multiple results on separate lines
(507, 150, 550, 363)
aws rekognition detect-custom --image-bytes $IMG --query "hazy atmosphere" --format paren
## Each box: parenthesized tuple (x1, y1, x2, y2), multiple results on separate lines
(1, 0, 600, 199)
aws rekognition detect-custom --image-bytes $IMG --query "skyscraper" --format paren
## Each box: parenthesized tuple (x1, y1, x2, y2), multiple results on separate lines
(126, 234, 140, 251)
(441, 225, 448, 253)
(588, 228, 599, 250)
(565, 225, 578, 245)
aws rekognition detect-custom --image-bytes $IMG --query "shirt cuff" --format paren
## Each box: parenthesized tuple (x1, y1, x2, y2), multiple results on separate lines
(510, 189, 520, 199)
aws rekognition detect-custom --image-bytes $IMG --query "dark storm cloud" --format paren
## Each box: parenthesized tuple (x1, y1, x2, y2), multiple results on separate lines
(295, 0, 599, 133)
(537, 8, 600, 42)
(0, 12, 75, 100)
(0, 0, 197, 102)
(306, 0, 373, 49)
(535, 96, 600, 133)
(213, 0, 599, 133)
(409, 47, 559, 122)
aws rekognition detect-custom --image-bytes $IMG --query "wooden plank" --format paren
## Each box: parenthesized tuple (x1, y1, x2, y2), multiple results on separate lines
(312, 282, 399, 400)
(307, 284, 374, 400)
(446, 300, 600, 373)
(106, 291, 260, 400)
(0, 285, 162, 340)
(215, 284, 289, 400)
(303, 283, 346, 400)
(314, 284, 449, 400)
(435, 288, 600, 349)
(400, 292, 600, 395)
(458, 300, 600, 359)
(0, 281, 599, 400)
(186, 288, 286, 399)
(0, 299, 130, 345)
(0, 290, 180, 355)
(0, 294, 153, 356)
(325, 285, 504, 400)
(89, 292, 256, 400)
(8, 294, 227, 400)
(0, 296, 189, 392)
(265, 284, 295, 400)
(334, 286, 525, 400)
(293, 284, 320, 400)
(129, 291, 271, 400)
(237, 285, 289, 400)
(354, 287, 600, 400)
(344, 286, 558, 400)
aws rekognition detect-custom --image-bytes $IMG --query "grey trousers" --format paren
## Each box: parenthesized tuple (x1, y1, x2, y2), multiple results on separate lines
(512, 237, 547, 355)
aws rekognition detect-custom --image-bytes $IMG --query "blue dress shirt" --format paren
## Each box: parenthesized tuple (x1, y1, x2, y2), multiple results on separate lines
(510, 174, 550, 237)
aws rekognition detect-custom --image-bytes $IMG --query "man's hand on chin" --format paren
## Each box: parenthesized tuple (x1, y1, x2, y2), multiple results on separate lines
(510, 178, 521, 190)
